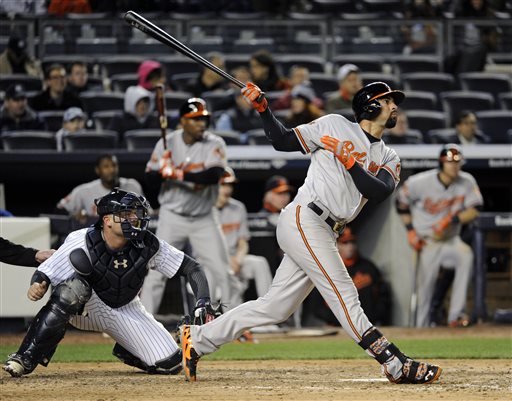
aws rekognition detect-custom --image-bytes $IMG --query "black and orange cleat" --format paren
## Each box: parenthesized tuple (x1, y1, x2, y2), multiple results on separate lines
(236, 330, 257, 343)
(385, 359, 442, 384)
(180, 325, 200, 382)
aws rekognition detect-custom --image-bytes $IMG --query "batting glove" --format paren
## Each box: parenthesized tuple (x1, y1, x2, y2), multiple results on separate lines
(407, 228, 425, 251)
(320, 136, 356, 169)
(159, 150, 184, 181)
(241, 82, 268, 112)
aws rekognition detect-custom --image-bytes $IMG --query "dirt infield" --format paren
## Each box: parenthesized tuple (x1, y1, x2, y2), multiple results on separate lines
(1, 326, 511, 401)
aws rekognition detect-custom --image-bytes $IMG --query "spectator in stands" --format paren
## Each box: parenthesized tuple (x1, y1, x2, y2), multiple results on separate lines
(108, 85, 160, 143)
(0, 35, 42, 78)
(56, 153, 143, 222)
(216, 167, 273, 309)
(325, 64, 362, 113)
(249, 50, 289, 92)
(29, 64, 83, 112)
(272, 65, 323, 111)
(0, 84, 45, 133)
(66, 61, 96, 95)
(55, 107, 87, 151)
(0, 236, 55, 267)
(301, 227, 391, 327)
(215, 67, 263, 134)
(383, 110, 423, 144)
(401, 0, 439, 54)
(440, 110, 491, 145)
(187, 52, 229, 96)
(137, 60, 167, 91)
(452, 0, 495, 17)
(283, 84, 324, 128)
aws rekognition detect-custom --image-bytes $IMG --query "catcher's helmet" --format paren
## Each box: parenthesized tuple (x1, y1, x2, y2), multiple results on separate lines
(352, 82, 405, 122)
(179, 97, 210, 120)
(439, 143, 463, 169)
(95, 188, 150, 247)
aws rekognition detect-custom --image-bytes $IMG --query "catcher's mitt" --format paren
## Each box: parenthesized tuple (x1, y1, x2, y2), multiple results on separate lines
(193, 297, 222, 325)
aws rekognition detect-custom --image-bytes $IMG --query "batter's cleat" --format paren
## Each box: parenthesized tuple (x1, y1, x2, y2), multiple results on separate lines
(385, 359, 442, 384)
(3, 354, 29, 378)
(236, 330, 256, 343)
(180, 325, 200, 382)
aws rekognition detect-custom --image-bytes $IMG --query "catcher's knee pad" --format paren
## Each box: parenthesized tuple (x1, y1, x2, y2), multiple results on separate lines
(358, 327, 406, 365)
(53, 275, 92, 315)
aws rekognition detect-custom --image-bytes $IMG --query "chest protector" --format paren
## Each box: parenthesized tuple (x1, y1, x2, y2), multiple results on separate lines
(85, 227, 159, 308)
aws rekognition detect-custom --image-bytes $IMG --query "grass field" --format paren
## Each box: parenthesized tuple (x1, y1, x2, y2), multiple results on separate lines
(1, 337, 510, 362)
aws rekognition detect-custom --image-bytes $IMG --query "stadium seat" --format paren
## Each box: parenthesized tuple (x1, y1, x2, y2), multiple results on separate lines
(499, 93, 512, 110)
(475, 110, 512, 144)
(402, 72, 456, 95)
(0, 74, 42, 92)
(38, 111, 65, 132)
(101, 56, 144, 77)
(164, 92, 195, 110)
(440, 91, 494, 126)
(170, 73, 199, 92)
(401, 91, 438, 111)
(382, 129, 424, 144)
(212, 130, 242, 145)
(62, 130, 118, 151)
(158, 56, 201, 75)
(459, 72, 512, 104)
(362, 0, 403, 12)
(246, 129, 268, 145)
(276, 54, 326, 75)
(331, 108, 356, 122)
(124, 129, 161, 151)
(405, 110, 447, 137)
(309, 73, 339, 98)
(75, 38, 118, 55)
(426, 128, 458, 144)
(391, 55, 441, 75)
(312, 0, 355, 13)
(1, 131, 57, 150)
(80, 92, 124, 114)
(231, 38, 276, 54)
(332, 54, 383, 73)
(92, 110, 123, 131)
(224, 54, 251, 72)
(361, 73, 400, 89)
(203, 90, 235, 112)
(110, 74, 138, 93)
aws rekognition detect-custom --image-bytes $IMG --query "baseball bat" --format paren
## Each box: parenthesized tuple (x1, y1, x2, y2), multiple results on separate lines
(154, 84, 167, 150)
(409, 249, 421, 327)
(124, 11, 244, 88)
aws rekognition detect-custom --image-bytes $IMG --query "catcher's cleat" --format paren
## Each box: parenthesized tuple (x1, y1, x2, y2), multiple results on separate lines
(385, 358, 442, 384)
(3, 354, 29, 378)
(180, 325, 200, 382)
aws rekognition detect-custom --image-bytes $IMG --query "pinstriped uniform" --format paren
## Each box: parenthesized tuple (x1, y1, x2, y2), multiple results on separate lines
(37, 228, 184, 365)
(191, 114, 401, 354)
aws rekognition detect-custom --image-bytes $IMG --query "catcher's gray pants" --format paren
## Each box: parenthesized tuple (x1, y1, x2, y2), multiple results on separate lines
(140, 208, 232, 314)
(191, 202, 373, 355)
(229, 254, 273, 308)
(416, 236, 473, 327)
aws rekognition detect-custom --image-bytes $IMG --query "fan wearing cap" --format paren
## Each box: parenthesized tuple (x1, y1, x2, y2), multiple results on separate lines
(177, 79, 445, 385)
(0, 35, 42, 77)
(0, 84, 45, 133)
(55, 107, 87, 151)
(325, 64, 363, 113)
(396, 144, 483, 328)
(142, 97, 232, 317)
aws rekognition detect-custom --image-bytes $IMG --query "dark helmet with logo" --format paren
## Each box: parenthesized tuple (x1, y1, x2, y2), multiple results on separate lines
(439, 143, 463, 169)
(352, 82, 405, 122)
(95, 188, 150, 248)
(179, 97, 210, 121)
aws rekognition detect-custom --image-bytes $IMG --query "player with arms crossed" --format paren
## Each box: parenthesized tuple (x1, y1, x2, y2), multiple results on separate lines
(179, 81, 442, 384)
(3, 188, 215, 377)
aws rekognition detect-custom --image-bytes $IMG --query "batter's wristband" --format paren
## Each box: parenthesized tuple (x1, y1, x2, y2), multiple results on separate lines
(451, 214, 460, 225)
(30, 270, 50, 285)
(405, 223, 414, 231)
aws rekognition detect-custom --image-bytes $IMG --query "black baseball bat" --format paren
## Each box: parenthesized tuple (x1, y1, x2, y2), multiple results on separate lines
(124, 11, 245, 88)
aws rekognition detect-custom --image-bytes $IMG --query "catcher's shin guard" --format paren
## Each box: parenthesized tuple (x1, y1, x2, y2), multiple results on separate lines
(113, 343, 182, 375)
(359, 327, 442, 384)
(180, 325, 200, 381)
(4, 276, 91, 376)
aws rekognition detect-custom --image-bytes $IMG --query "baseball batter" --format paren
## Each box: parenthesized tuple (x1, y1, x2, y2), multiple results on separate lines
(179, 82, 442, 385)
(3, 189, 214, 378)
(141, 97, 232, 313)
(396, 144, 483, 327)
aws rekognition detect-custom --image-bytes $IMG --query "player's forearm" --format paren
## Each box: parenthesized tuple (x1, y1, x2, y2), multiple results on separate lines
(456, 207, 480, 225)
(235, 239, 249, 261)
(183, 166, 225, 185)
(348, 165, 395, 202)
(259, 108, 302, 152)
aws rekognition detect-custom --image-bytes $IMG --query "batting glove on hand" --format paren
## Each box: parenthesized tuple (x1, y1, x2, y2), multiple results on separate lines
(159, 150, 184, 181)
(407, 229, 425, 251)
(241, 82, 268, 112)
(320, 136, 356, 169)
(193, 297, 221, 325)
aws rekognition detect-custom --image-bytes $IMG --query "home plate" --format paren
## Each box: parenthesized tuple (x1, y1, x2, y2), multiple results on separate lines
(337, 378, 388, 382)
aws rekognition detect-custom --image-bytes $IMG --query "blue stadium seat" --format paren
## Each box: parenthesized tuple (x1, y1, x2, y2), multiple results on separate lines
(124, 129, 161, 151)
(1, 131, 56, 151)
(475, 110, 512, 144)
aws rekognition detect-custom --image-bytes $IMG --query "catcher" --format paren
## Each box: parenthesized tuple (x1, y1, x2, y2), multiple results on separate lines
(3, 188, 217, 378)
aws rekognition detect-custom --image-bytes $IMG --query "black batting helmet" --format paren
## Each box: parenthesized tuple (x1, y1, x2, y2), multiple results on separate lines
(439, 143, 463, 169)
(352, 82, 405, 122)
(179, 97, 210, 120)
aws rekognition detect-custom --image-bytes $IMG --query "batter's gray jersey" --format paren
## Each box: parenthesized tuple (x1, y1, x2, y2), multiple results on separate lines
(57, 178, 143, 216)
(217, 198, 250, 256)
(37, 228, 184, 365)
(292, 114, 401, 222)
(397, 169, 483, 238)
(146, 129, 228, 216)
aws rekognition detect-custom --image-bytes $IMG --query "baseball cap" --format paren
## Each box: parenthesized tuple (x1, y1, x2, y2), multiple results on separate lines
(179, 97, 210, 119)
(63, 107, 86, 122)
(5, 84, 26, 100)
(338, 227, 356, 243)
(291, 84, 315, 103)
(7, 36, 27, 57)
(264, 175, 294, 194)
(337, 64, 360, 82)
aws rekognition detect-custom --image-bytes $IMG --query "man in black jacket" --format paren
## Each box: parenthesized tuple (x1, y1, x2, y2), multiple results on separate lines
(0, 237, 55, 267)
